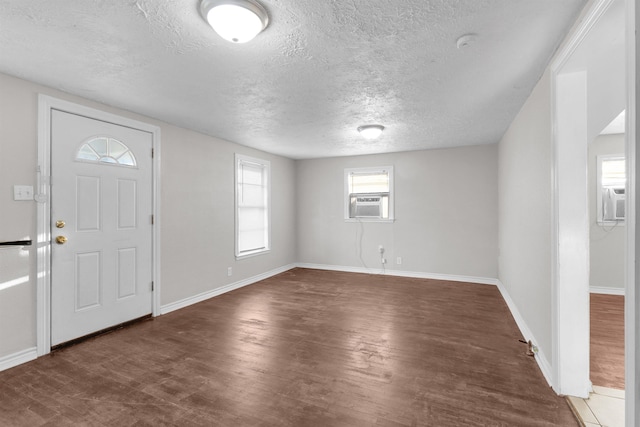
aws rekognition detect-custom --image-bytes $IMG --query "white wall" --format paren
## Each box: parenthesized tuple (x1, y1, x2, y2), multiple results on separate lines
(0, 74, 38, 359)
(589, 133, 626, 291)
(585, 0, 626, 143)
(0, 72, 297, 361)
(498, 69, 554, 360)
(160, 123, 297, 305)
(296, 145, 499, 280)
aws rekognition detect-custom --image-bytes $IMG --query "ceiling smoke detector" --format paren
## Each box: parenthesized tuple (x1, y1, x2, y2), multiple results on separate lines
(200, 0, 269, 43)
(456, 33, 478, 50)
(357, 124, 385, 140)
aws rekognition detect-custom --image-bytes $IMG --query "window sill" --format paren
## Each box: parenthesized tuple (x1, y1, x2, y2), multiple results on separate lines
(596, 221, 625, 227)
(236, 249, 271, 260)
(345, 218, 395, 224)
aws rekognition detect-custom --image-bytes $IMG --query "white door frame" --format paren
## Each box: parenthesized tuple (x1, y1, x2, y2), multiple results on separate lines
(551, 65, 590, 398)
(36, 95, 162, 356)
(551, 0, 616, 399)
(551, 0, 637, 424)
(625, 0, 638, 423)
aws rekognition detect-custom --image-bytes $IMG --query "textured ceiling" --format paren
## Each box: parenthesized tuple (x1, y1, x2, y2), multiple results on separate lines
(0, 0, 587, 159)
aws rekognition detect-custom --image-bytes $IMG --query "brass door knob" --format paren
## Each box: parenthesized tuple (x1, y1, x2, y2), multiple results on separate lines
(55, 236, 68, 245)
(55, 220, 65, 228)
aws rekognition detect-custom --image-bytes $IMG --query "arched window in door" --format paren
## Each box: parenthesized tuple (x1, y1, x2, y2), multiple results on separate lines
(76, 136, 137, 167)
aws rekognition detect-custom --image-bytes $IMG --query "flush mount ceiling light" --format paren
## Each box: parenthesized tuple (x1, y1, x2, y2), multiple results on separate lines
(357, 124, 385, 140)
(200, 0, 269, 43)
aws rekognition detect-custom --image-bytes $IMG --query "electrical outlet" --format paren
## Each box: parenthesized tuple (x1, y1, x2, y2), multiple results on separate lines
(382, 258, 387, 264)
(227, 267, 233, 276)
(396, 257, 402, 265)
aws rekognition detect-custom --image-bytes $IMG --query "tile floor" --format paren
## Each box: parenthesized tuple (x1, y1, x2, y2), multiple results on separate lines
(567, 386, 625, 427)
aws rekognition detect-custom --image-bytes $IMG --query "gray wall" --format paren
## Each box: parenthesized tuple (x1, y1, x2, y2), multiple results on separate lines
(589, 133, 625, 291)
(498, 69, 554, 361)
(0, 72, 297, 360)
(497, 0, 627, 381)
(296, 146, 499, 279)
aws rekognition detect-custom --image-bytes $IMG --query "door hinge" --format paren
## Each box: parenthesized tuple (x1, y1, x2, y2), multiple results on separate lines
(151, 214, 154, 225)
(151, 148, 154, 158)
(151, 281, 154, 291)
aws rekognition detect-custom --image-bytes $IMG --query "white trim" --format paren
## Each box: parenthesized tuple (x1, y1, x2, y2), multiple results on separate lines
(551, 0, 618, 71)
(36, 95, 161, 356)
(295, 263, 499, 286)
(549, 0, 617, 399)
(344, 218, 395, 224)
(590, 286, 625, 295)
(160, 264, 295, 315)
(235, 153, 271, 259)
(626, 0, 638, 423)
(0, 347, 37, 372)
(495, 280, 553, 386)
(36, 97, 52, 356)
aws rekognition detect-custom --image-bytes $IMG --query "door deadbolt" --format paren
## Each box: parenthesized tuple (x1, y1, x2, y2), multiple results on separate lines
(55, 220, 65, 228)
(55, 236, 68, 244)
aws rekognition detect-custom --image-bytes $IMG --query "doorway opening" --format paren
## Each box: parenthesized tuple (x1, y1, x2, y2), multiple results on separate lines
(551, 0, 630, 424)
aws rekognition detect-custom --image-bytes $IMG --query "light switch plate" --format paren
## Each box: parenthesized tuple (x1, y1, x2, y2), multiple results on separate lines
(13, 185, 34, 201)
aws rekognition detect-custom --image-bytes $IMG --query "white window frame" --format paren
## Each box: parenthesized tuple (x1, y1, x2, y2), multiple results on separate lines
(344, 166, 394, 222)
(235, 154, 271, 259)
(596, 154, 625, 226)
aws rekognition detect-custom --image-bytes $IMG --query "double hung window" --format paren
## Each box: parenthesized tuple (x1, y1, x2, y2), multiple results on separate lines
(344, 166, 394, 221)
(596, 155, 625, 225)
(235, 154, 270, 258)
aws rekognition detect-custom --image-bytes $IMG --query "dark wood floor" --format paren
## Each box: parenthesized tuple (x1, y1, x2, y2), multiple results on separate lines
(590, 293, 625, 390)
(0, 268, 577, 426)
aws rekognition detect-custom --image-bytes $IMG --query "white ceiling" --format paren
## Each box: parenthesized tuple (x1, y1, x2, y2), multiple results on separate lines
(0, 0, 586, 159)
(601, 111, 626, 135)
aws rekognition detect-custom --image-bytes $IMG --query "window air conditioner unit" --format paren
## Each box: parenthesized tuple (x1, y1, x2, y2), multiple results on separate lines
(350, 193, 383, 218)
(603, 187, 625, 221)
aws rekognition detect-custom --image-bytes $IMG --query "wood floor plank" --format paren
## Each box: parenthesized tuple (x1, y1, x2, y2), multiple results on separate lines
(590, 293, 625, 390)
(0, 268, 577, 426)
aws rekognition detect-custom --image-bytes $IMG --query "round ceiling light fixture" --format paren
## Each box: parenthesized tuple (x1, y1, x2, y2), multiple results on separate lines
(357, 124, 385, 140)
(200, 0, 269, 43)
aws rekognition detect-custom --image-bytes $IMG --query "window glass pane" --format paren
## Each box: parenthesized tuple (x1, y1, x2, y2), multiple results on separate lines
(118, 152, 136, 166)
(77, 145, 99, 161)
(602, 158, 625, 187)
(238, 208, 266, 231)
(240, 163, 264, 185)
(99, 157, 117, 164)
(240, 184, 264, 206)
(88, 137, 108, 157)
(350, 172, 389, 193)
(108, 139, 128, 158)
(381, 195, 389, 218)
(239, 230, 266, 253)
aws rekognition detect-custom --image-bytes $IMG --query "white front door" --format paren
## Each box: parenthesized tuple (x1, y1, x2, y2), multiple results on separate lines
(50, 110, 153, 346)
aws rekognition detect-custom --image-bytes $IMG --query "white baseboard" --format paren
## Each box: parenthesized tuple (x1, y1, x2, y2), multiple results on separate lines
(160, 263, 296, 315)
(0, 347, 37, 372)
(295, 263, 500, 286)
(590, 286, 625, 296)
(495, 280, 553, 386)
